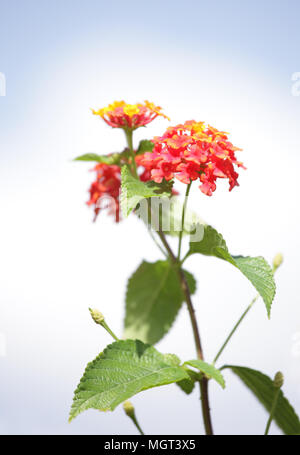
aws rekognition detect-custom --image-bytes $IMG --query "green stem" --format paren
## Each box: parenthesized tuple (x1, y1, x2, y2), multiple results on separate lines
(148, 228, 168, 258)
(130, 414, 145, 436)
(178, 182, 192, 261)
(125, 129, 138, 177)
(180, 251, 190, 266)
(101, 320, 119, 342)
(264, 388, 280, 435)
(145, 199, 168, 258)
(213, 295, 258, 365)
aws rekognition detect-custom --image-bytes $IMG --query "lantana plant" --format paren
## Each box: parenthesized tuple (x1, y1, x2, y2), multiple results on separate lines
(69, 100, 300, 435)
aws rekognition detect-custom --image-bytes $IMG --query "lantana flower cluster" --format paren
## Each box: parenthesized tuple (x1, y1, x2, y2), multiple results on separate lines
(87, 163, 122, 222)
(92, 100, 169, 130)
(85, 103, 245, 222)
(141, 121, 244, 196)
(87, 155, 153, 222)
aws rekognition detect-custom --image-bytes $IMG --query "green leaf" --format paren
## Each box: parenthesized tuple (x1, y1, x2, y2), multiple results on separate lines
(232, 256, 276, 317)
(123, 260, 196, 345)
(69, 339, 189, 422)
(137, 139, 154, 155)
(176, 368, 201, 395)
(74, 150, 130, 165)
(188, 224, 229, 259)
(184, 360, 225, 389)
(223, 366, 300, 435)
(121, 165, 173, 217)
(188, 225, 276, 317)
(163, 353, 181, 366)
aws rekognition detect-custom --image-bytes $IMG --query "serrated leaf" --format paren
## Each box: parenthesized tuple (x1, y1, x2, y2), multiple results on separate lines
(137, 139, 154, 155)
(69, 339, 189, 422)
(188, 225, 276, 317)
(123, 260, 196, 345)
(223, 365, 300, 435)
(184, 360, 225, 389)
(232, 256, 275, 317)
(121, 165, 173, 217)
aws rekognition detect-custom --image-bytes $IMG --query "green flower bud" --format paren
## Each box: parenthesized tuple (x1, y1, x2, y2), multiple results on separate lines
(274, 371, 284, 388)
(88, 309, 119, 341)
(89, 308, 105, 325)
(123, 401, 135, 418)
(273, 253, 283, 270)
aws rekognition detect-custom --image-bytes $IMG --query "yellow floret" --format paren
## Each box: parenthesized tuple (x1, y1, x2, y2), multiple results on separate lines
(123, 104, 140, 117)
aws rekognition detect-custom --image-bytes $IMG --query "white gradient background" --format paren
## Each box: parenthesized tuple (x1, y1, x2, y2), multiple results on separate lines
(1, 0, 300, 435)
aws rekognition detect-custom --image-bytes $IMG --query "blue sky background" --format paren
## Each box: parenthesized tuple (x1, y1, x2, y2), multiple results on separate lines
(1, 0, 300, 435)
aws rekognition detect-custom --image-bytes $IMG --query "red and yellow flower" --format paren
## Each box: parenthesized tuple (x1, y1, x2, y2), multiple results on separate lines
(92, 100, 169, 130)
(141, 120, 245, 196)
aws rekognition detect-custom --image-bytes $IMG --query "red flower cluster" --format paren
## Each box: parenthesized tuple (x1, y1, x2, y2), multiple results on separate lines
(87, 155, 153, 222)
(141, 121, 245, 196)
(92, 101, 169, 130)
(87, 163, 121, 222)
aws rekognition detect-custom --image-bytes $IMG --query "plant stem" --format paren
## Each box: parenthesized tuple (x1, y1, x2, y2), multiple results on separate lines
(180, 251, 190, 266)
(178, 182, 192, 261)
(101, 320, 119, 342)
(145, 199, 168, 257)
(157, 233, 201, 351)
(213, 295, 258, 365)
(264, 388, 280, 435)
(199, 379, 213, 436)
(156, 227, 213, 435)
(176, 181, 213, 435)
(148, 228, 168, 258)
(130, 414, 145, 436)
(125, 129, 138, 177)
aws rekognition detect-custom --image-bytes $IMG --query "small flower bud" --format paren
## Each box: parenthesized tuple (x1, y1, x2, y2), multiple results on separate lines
(89, 308, 105, 325)
(273, 253, 283, 270)
(89, 308, 119, 341)
(123, 401, 135, 418)
(274, 371, 284, 388)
